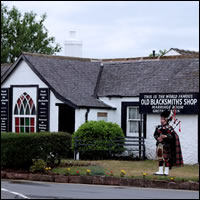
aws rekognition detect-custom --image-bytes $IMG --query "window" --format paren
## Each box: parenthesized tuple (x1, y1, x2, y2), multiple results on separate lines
(127, 107, 143, 135)
(97, 112, 107, 121)
(14, 92, 36, 133)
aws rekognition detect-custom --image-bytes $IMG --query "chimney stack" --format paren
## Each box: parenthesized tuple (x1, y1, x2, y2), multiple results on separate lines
(64, 31, 82, 57)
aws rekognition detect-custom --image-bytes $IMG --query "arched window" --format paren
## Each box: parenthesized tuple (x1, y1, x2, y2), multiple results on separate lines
(14, 92, 36, 133)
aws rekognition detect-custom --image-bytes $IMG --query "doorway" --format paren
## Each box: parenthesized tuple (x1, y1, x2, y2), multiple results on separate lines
(58, 104, 75, 133)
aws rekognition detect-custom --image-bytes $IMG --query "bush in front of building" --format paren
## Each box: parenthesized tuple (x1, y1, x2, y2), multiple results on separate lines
(1, 132, 72, 169)
(72, 120, 125, 159)
(29, 159, 47, 173)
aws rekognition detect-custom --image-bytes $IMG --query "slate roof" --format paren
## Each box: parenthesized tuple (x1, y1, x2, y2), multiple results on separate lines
(1, 63, 12, 77)
(1, 53, 113, 109)
(97, 58, 199, 97)
(1, 52, 199, 109)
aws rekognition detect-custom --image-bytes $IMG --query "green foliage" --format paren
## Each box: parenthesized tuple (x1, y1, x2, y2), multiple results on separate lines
(72, 121, 125, 159)
(30, 159, 46, 173)
(149, 49, 167, 57)
(88, 166, 105, 176)
(52, 165, 105, 176)
(1, 3, 61, 63)
(1, 132, 72, 169)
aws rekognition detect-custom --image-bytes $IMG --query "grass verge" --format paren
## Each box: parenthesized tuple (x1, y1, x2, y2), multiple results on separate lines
(51, 159, 199, 182)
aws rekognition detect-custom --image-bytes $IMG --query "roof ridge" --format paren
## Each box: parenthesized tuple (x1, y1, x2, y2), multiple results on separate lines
(21, 52, 199, 64)
(170, 48, 199, 54)
(102, 55, 199, 63)
(22, 52, 99, 62)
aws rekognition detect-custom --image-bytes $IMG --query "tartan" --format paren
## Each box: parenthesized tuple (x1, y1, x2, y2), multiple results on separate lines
(169, 131, 184, 168)
(163, 144, 172, 160)
(154, 125, 184, 169)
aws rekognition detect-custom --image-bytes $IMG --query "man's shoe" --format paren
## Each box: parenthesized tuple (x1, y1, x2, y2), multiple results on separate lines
(154, 166, 163, 175)
(164, 167, 169, 176)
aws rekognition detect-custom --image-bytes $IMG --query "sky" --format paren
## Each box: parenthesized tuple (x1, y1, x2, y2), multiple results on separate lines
(2, 1, 199, 59)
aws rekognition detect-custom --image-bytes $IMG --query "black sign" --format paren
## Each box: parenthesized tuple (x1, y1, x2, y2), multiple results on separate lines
(37, 88, 49, 132)
(139, 93, 199, 114)
(1, 88, 9, 132)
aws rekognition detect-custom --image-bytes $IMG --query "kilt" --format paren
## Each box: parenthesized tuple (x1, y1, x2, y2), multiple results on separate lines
(163, 144, 172, 160)
(156, 143, 171, 160)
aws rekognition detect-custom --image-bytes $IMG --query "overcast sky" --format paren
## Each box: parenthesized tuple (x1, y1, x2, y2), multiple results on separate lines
(3, 1, 199, 59)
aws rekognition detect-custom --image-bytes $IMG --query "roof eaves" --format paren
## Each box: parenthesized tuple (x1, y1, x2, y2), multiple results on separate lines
(79, 105, 116, 110)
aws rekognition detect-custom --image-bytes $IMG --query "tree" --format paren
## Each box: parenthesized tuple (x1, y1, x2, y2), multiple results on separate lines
(149, 49, 167, 57)
(1, 3, 61, 63)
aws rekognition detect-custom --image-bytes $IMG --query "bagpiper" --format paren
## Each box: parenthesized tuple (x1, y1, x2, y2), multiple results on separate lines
(154, 109, 184, 176)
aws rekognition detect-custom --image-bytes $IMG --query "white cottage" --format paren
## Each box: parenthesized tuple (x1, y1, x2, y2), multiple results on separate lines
(1, 52, 199, 164)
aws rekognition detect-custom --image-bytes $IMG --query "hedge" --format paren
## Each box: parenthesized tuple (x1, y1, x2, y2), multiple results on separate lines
(72, 121, 125, 159)
(1, 132, 72, 169)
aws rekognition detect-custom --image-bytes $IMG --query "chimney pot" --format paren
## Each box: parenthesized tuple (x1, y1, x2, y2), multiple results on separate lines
(153, 50, 155, 57)
(69, 31, 76, 39)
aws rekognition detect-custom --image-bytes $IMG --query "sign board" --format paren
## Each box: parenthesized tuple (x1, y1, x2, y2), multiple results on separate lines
(1, 88, 9, 132)
(139, 93, 199, 114)
(37, 88, 49, 132)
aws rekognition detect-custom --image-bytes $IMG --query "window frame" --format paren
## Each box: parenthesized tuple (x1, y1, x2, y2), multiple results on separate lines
(97, 112, 108, 122)
(127, 106, 144, 135)
(13, 92, 36, 133)
(121, 102, 146, 138)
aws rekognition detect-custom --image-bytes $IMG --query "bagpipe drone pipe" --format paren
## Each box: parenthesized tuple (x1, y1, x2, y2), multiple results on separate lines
(167, 106, 181, 132)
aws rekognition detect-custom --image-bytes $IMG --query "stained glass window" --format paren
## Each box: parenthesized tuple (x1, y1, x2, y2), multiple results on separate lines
(14, 92, 36, 115)
(14, 92, 36, 133)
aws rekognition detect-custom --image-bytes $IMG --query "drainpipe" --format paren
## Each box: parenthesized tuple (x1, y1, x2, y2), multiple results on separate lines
(85, 108, 90, 122)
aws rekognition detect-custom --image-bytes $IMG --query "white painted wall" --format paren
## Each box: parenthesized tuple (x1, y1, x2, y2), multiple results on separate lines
(99, 97, 199, 164)
(2, 60, 62, 132)
(75, 108, 116, 131)
(75, 109, 87, 131)
(145, 114, 198, 164)
(49, 91, 62, 132)
(99, 96, 139, 125)
(2, 61, 47, 88)
(164, 50, 181, 56)
(75, 97, 139, 131)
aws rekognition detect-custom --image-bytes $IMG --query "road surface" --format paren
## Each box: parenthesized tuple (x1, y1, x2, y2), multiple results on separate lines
(1, 179, 199, 199)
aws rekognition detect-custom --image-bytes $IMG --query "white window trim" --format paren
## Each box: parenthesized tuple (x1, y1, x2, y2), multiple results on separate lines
(127, 106, 143, 135)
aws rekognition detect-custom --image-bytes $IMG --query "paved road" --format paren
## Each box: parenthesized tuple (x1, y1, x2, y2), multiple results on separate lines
(1, 179, 199, 199)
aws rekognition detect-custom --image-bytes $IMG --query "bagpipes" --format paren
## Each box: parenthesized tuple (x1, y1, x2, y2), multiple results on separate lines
(167, 106, 181, 132)
(156, 106, 181, 160)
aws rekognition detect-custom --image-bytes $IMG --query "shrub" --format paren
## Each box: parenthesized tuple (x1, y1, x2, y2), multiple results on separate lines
(30, 159, 47, 173)
(72, 120, 125, 159)
(1, 132, 72, 169)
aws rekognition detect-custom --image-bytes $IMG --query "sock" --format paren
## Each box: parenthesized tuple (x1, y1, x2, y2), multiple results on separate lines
(159, 160, 164, 166)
